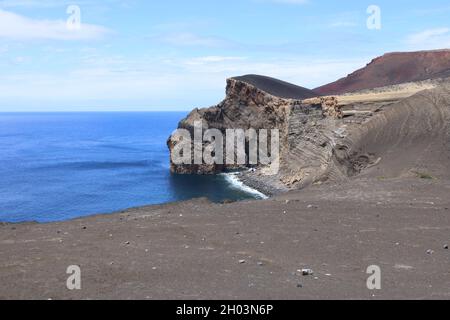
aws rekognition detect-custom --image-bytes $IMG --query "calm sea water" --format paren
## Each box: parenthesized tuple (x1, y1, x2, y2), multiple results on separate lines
(0, 112, 262, 223)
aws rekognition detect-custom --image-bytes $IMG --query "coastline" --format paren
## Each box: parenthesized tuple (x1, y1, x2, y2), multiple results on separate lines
(237, 170, 288, 198)
(2, 176, 450, 299)
(0, 170, 272, 225)
(221, 172, 269, 200)
(0, 171, 274, 225)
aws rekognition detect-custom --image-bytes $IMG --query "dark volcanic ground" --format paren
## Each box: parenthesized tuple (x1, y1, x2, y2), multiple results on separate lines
(1, 177, 449, 300)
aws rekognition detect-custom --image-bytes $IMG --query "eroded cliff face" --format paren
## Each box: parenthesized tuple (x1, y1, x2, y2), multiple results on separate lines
(168, 76, 450, 192)
(167, 78, 342, 180)
(167, 78, 302, 174)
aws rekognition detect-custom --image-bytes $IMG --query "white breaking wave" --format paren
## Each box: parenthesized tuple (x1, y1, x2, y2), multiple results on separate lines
(221, 172, 269, 200)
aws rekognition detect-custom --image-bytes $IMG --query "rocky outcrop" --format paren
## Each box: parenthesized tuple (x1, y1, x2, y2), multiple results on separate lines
(167, 77, 344, 177)
(167, 78, 300, 174)
(303, 97, 343, 118)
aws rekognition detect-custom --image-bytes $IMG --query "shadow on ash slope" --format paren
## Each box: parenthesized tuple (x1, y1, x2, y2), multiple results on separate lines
(267, 84, 450, 190)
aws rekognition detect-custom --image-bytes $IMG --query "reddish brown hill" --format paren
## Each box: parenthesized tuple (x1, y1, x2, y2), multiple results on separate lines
(315, 49, 450, 95)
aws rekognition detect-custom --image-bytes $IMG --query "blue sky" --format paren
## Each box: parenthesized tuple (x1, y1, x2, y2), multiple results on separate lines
(0, 0, 449, 111)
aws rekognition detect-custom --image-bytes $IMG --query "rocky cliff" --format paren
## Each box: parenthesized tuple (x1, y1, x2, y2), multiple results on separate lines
(167, 76, 342, 179)
(168, 71, 450, 194)
(167, 77, 299, 174)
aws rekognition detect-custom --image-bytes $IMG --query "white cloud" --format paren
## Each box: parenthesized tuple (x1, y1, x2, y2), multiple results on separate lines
(254, 0, 308, 4)
(178, 56, 367, 88)
(406, 28, 450, 49)
(157, 32, 231, 48)
(272, 0, 308, 3)
(0, 0, 63, 7)
(329, 21, 358, 28)
(0, 8, 109, 40)
(0, 0, 106, 8)
(0, 44, 8, 53)
(185, 56, 247, 64)
(0, 54, 367, 110)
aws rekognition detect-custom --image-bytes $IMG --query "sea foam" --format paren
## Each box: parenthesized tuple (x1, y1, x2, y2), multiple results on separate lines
(221, 172, 269, 200)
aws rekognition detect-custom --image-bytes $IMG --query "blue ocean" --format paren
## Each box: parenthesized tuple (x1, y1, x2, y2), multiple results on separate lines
(0, 112, 263, 223)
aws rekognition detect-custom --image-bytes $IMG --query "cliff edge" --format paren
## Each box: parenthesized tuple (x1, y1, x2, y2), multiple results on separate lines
(168, 62, 450, 193)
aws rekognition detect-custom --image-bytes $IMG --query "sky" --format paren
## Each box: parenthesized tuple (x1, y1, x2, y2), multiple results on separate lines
(0, 0, 449, 111)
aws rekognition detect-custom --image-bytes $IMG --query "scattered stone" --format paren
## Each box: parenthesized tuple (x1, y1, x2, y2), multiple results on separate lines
(285, 200, 290, 204)
(426, 249, 434, 255)
(124, 241, 130, 245)
(300, 269, 314, 276)
(307, 205, 318, 209)
(444, 244, 449, 250)
(394, 264, 413, 270)
(239, 260, 246, 264)
(257, 262, 264, 266)
(81, 226, 87, 230)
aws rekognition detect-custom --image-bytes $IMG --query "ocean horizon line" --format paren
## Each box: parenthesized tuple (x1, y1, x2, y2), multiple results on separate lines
(0, 110, 191, 113)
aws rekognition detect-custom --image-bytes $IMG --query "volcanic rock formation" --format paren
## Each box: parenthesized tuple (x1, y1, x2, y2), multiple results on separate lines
(315, 49, 450, 95)
(168, 50, 450, 192)
(167, 76, 320, 175)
